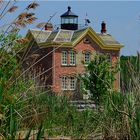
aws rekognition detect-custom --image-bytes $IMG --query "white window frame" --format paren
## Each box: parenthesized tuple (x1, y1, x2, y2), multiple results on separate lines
(69, 77, 76, 90)
(61, 50, 68, 65)
(61, 76, 68, 90)
(70, 50, 76, 65)
(84, 51, 90, 64)
(61, 76, 76, 90)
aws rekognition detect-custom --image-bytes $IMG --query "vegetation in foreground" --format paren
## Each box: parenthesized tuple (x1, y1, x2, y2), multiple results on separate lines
(1, 41, 140, 139)
(0, 1, 140, 139)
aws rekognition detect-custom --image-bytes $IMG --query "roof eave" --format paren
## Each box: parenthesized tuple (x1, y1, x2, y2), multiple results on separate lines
(104, 44, 124, 49)
(39, 41, 72, 47)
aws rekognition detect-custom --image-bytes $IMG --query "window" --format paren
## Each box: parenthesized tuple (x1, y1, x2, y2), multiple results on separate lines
(70, 50, 76, 65)
(61, 76, 68, 90)
(61, 50, 76, 66)
(83, 38, 91, 44)
(61, 76, 76, 90)
(61, 51, 68, 65)
(84, 51, 90, 64)
(69, 77, 76, 90)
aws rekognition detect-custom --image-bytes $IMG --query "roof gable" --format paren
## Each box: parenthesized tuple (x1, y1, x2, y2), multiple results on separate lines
(72, 27, 124, 50)
(26, 27, 124, 50)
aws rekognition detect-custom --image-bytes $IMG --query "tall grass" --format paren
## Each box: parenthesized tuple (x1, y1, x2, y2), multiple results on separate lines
(120, 53, 140, 92)
(99, 53, 140, 139)
(0, 1, 140, 139)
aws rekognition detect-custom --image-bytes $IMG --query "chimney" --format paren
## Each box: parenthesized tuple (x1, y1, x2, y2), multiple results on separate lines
(45, 23, 53, 31)
(101, 21, 107, 34)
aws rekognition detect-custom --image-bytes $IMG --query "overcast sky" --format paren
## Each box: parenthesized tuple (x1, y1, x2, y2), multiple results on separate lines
(1, 1, 140, 56)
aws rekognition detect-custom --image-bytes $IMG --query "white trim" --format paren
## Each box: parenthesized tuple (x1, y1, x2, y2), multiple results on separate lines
(61, 76, 77, 91)
(69, 77, 76, 90)
(61, 76, 68, 90)
(61, 50, 68, 65)
(84, 51, 90, 64)
(70, 50, 76, 66)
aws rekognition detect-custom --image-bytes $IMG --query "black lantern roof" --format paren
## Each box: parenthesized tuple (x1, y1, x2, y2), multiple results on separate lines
(60, 6, 78, 17)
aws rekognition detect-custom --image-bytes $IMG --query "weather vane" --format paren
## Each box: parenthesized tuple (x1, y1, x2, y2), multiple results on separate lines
(85, 13, 91, 26)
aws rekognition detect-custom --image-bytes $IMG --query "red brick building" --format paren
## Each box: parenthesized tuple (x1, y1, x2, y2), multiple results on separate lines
(23, 6, 123, 96)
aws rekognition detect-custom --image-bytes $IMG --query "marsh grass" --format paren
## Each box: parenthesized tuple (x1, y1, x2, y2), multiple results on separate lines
(0, 1, 140, 139)
(0, 44, 140, 139)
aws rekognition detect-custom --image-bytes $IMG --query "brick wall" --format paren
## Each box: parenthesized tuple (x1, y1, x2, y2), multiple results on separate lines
(25, 35, 120, 93)
(52, 35, 120, 93)
(38, 47, 53, 88)
(23, 46, 53, 89)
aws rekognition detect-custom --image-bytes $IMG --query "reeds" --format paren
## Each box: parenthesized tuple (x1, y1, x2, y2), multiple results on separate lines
(0, 1, 140, 139)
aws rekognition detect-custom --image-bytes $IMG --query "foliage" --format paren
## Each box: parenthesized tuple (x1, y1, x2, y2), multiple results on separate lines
(41, 95, 101, 139)
(0, 1, 140, 139)
(99, 88, 140, 139)
(0, 48, 33, 138)
(0, 1, 41, 139)
(81, 53, 118, 104)
(120, 53, 140, 92)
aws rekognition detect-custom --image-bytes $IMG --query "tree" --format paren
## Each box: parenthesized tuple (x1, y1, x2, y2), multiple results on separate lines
(81, 53, 117, 105)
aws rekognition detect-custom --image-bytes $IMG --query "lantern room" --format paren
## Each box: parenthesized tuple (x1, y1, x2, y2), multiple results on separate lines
(60, 6, 78, 30)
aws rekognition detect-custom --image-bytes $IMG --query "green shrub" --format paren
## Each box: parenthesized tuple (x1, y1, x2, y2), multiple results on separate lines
(81, 53, 118, 105)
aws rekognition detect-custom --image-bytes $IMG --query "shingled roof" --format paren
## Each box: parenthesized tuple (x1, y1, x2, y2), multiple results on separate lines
(97, 33, 120, 45)
(29, 28, 87, 43)
(28, 27, 123, 49)
(29, 29, 52, 43)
